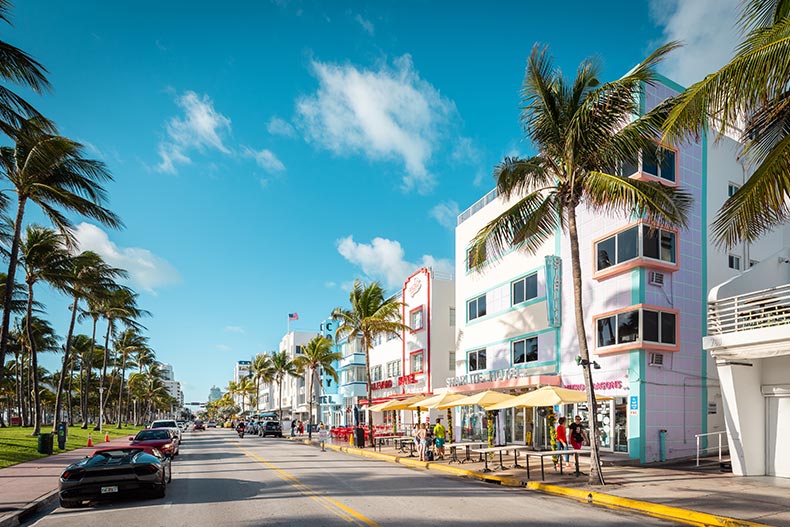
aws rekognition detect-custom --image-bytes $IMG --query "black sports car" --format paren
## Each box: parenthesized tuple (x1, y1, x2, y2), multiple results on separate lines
(58, 447, 169, 508)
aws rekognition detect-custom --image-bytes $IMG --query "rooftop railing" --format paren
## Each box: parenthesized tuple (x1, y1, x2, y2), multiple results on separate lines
(707, 283, 790, 335)
(457, 188, 498, 225)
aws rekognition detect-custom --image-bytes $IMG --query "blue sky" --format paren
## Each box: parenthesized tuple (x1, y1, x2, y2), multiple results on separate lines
(11, 0, 742, 403)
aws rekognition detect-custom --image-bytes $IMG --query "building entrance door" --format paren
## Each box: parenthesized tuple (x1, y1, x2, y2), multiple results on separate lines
(766, 396, 790, 477)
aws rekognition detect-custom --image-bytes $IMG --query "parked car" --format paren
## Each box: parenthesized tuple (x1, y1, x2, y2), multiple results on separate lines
(58, 448, 168, 508)
(260, 420, 283, 438)
(207, 421, 217, 428)
(129, 429, 179, 457)
(150, 419, 181, 443)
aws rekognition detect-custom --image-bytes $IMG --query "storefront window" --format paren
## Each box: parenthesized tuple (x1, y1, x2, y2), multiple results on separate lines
(459, 405, 487, 442)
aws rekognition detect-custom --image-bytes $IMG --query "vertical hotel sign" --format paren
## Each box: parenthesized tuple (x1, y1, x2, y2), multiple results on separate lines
(545, 255, 562, 327)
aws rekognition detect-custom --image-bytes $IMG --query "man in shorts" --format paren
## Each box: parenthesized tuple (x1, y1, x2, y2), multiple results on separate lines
(433, 418, 446, 460)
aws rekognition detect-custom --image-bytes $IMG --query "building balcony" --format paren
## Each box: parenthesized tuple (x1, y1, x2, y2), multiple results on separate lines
(704, 251, 790, 360)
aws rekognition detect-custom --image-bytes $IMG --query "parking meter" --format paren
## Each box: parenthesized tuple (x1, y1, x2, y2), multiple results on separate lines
(56, 422, 68, 450)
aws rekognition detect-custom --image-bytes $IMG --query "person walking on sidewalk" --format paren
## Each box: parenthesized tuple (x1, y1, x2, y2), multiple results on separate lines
(555, 417, 570, 469)
(318, 423, 328, 451)
(569, 416, 588, 450)
(291, 419, 296, 437)
(416, 423, 428, 461)
(433, 418, 446, 460)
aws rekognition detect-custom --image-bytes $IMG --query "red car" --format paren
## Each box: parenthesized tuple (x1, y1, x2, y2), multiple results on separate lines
(129, 429, 179, 457)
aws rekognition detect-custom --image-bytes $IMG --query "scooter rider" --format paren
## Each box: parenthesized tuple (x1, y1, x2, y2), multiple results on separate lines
(236, 421, 246, 438)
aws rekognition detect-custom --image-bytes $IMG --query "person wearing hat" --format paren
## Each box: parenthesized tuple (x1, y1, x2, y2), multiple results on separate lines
(433, 417, 446, 460)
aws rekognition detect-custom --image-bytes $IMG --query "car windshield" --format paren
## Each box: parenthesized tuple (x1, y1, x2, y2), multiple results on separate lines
(136, 430, 171, 440)
(151, 421, 177, 428)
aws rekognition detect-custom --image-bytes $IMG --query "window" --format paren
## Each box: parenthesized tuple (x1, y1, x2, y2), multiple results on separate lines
(728, 254, 741, 270)
(466, 244, 487, 270)
(595, 225, 677, 272)
(410, 350, 424, 374)
(449, 351, 456, 369)
(512, 337, 538, 365)
(449, 307, 456, 327)
(371, 365, 382, 382)
(409, 307, 424, 331)
(341, 366, 367, 384)
(295, 345, 302, 355)
(728, 183, 740, 197)
(642, 143, 676, 183)
(386, 360, 401, 378)
(467, 294, 487, 321)
(468, 349, 486, 372)
(512, 273, 538, 306)
(596, 308, 677, 349)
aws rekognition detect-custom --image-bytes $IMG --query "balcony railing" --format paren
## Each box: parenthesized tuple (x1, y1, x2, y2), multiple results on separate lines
(708, 283, 790, 335)
(457, 188, 498, 225)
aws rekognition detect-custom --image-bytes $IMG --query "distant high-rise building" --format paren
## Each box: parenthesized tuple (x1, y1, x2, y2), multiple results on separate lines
(208, 386, 222, 402)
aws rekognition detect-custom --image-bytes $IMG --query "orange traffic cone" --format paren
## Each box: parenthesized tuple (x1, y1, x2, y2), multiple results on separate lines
(87, 433, 93, 447)
(104, 431, 110, 442)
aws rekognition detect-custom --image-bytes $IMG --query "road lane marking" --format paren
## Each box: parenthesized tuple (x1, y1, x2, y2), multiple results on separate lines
(232, 443, 380, 527)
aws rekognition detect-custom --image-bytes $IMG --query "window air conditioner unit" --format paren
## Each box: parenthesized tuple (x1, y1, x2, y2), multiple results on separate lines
(649, 352, 664, 367)
(648, 271, 665, 286)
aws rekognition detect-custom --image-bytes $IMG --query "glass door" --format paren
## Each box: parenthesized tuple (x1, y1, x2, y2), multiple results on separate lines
(513, 408, 526, 444)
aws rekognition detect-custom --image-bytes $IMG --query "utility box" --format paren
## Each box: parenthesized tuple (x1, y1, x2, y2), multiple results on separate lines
(37, 433, 54, 455)
(354, 427, 365, 448)
(56, 422, 68, 450)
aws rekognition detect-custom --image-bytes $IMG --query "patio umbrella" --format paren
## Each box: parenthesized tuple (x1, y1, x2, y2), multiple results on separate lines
(369, 395, 428, 412)
(436, 390, 515, 409)
(486, 385, 612, 411)
(407, 392, 466, 410)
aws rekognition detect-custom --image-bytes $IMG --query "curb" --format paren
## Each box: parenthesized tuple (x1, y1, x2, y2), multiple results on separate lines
(0, 490, 57, 527)
(305, 438, 770, 527)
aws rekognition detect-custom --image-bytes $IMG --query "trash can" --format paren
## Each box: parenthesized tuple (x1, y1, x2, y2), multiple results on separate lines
(56, 422, 68, 450)
(353, 427, 365, 448)
(37, 433, 54, 455)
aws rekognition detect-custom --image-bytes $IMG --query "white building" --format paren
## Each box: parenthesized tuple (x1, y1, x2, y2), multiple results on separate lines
(367, 267, 456, 428)
(233, 360, 251, 409)
(259, 331, 317, 422)
(160, 363, 184, 409)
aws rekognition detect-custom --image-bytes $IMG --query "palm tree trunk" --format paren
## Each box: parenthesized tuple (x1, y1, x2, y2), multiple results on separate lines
(53, 296, 79, 431)
(278, 378, 283, 422)
(98, 318, 112, 429)
(82, 317, 98, 428)
(25, 283, 42, 436)
(364, 338, 374, 447)
(568, 208, 605, 485)
(0, 197, 27, 393)
(307, 367, 314, 440)
(116, 357, 126, 428)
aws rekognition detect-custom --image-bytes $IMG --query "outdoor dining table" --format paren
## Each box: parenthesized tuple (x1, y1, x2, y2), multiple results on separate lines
(523, 449, 590, 480)
(444, 441, 486, 464)
(472, 445, 515, 472)
(373, 435, 401, 452)
(394, 436, 416, 457)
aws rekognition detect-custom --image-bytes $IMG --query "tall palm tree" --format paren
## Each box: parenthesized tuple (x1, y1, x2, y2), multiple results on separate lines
(113, 329, 147, 428)
(293, 335, 340, 439)
(237, 377, 255, 414)
(663, 0, 790, 247)
(18, 225, 70, 435)
(333, 279, 410, 447)
(250, 353, 274, 413)
(0, 118, 123, 395)
(468, 44, 692, 485)
(270, 350, 298, 422)
(51, 252, 126, 432)
(16, 315, 58, 434)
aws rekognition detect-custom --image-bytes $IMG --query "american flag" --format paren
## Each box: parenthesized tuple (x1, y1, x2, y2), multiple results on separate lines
(288, 312, 299, 321)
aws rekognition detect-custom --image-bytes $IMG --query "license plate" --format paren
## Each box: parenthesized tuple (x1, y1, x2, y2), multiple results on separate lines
(100, 486, 118, 494)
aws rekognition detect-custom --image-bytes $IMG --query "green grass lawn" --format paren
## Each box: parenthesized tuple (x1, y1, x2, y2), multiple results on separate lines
(0, 425, 145, 469)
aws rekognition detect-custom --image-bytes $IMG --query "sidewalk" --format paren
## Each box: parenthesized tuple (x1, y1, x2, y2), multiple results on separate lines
(306, 435, 790, 527)
(0, 435, 129, 527)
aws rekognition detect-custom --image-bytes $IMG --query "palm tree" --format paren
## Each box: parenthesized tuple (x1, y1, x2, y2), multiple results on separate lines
(113, 329, 148, 428)
(662, 0, 790, 247)
(333, 279, 410, 447)
(237, 377, 256, 414)
(18, 225, 70, 435)
(16, 315, 58, 434)
(270, 350, 298, 422)
(293, 335, 340, 439)
(0, 118, 123, 396)
(250, 353, 274, 413)
(468, 44, 692, 485)
(51, 252, 126, 432)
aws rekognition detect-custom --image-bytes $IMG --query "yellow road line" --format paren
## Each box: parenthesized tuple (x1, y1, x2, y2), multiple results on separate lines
(232, 443, 380, 527)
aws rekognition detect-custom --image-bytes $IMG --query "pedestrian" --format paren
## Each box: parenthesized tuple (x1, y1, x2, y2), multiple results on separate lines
(290, 418, 296, 437)
(318, 423, 328, 451)
(555, 417, 570, 469)
(298, 420, 304, 435)
(569, 415, 588, 450)
(416, 423, 428, 461)
(433, 417, 446, 460)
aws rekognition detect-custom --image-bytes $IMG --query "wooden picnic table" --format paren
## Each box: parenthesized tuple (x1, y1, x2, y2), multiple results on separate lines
(444, 441, 486, 464)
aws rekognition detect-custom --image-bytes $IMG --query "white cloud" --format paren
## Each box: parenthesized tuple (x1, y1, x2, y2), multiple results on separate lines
(355, 14, 374, 35)
(243, 146, 285, 173)
(224, 326, 245, 334)
(324, 281, 337, 288)
(650, 0, 741, 87)
(296, 55, 456, 193)
(216, 344, 231, 353)
(451, 137, 482, 165)
(72, 223, 181, 293)
(337, 235, 452, 289)
(430, 201, 460, 230)
(266, 116, 296, 138)
(157, 91, 232, 173)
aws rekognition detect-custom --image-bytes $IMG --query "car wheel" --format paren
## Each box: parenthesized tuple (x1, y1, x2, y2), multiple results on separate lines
(59, 497, 80, 509)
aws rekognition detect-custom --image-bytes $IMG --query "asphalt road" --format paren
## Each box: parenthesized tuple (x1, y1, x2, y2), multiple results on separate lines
(27, 429, 679, 526)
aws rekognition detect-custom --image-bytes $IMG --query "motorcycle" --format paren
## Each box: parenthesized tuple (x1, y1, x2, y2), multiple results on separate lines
(237, 426, 245, 439)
